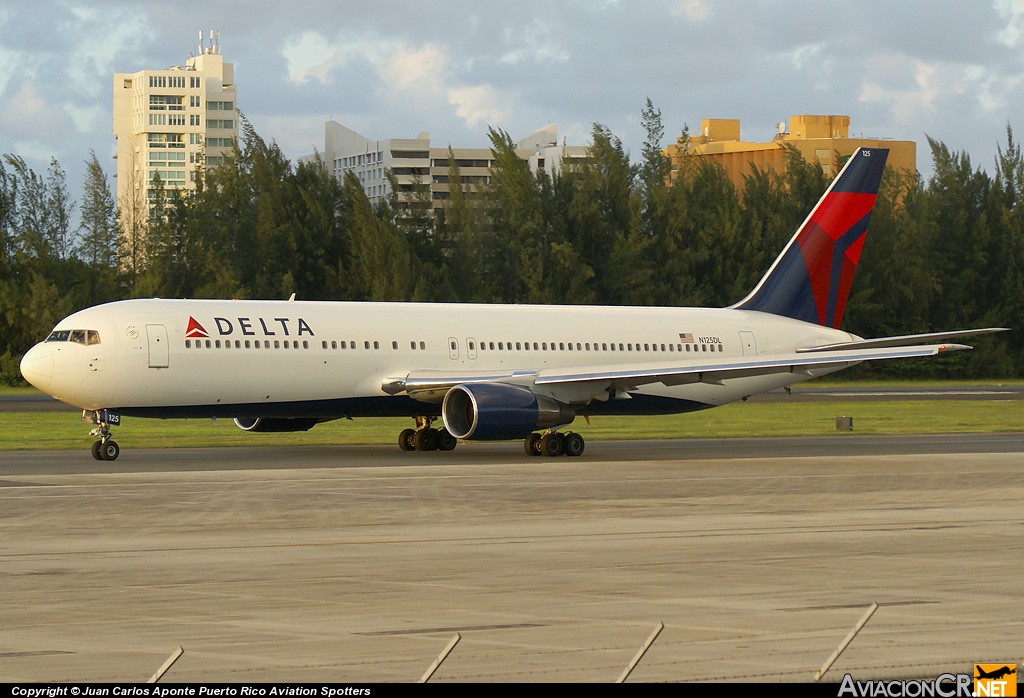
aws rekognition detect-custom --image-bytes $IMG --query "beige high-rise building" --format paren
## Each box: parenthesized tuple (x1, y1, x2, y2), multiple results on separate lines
(113, 32, 238, 266)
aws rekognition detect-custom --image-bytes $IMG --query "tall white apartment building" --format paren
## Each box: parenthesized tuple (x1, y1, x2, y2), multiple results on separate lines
(113, 32, 238, 232)
(310, 122, 587, 211)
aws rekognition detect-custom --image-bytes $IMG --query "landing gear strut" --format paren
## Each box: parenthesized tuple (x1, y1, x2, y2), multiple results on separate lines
(86, 411, 120, 461)
(398, 416, 457, 452)
(524, 430, 585, 457)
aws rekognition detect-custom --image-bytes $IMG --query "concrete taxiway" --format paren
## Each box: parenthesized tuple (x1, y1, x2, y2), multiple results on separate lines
(1, 434, 1022, 683)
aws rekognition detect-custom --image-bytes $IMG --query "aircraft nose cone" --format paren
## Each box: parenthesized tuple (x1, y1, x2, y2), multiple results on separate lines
(20, 345, 53, 390)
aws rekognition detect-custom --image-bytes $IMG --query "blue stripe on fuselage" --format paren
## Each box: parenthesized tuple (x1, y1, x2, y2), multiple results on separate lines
(116, 393, 714, 420)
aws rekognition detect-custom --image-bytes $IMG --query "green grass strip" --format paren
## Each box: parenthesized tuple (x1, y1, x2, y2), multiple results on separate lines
(2, 398, 1021, 451)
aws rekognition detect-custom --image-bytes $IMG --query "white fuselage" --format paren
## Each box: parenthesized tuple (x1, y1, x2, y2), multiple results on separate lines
(21, 298, 855, 420)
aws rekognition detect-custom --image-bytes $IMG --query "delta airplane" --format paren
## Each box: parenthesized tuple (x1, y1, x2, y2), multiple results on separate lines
(19, 148, 1006, 460)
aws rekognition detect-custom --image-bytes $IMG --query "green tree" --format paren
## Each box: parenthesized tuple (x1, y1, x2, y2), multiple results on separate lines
(435, 149, 482, 301)
(116, 147, 149, 292)
(78, 150, 118, 269)
(3, 155, 51, 260)
(342, 172, 413, 301)
(0, 159, 16, 265)
(45, 158, 75, 262)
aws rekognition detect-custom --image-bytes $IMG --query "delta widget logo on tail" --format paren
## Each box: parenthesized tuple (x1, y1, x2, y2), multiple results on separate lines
(735, 148, 888, 329)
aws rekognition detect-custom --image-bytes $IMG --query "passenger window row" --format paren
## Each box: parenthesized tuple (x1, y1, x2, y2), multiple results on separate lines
(470, 340, 725, 353)
(185, 339, 309, 350)
(183, 338, 727, 354)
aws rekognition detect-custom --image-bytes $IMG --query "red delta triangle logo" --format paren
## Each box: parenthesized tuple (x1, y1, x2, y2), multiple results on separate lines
(185, 316, 209, 338)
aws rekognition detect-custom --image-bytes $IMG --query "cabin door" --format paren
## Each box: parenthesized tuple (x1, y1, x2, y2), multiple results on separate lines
(739, 331, 757, 356)
(147, 324, 169, 368)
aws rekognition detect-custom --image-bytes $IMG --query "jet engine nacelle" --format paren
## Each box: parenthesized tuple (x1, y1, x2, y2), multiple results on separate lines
(442, 383, 575, 440)
(232, 417, 319, 432)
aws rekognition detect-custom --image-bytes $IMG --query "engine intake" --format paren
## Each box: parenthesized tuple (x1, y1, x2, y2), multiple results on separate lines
(442, 383, 575, 440)
(233, 417, 319, 432)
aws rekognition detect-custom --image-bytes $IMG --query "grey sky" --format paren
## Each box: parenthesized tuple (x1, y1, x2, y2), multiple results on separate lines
(2, 0, 1023, 206)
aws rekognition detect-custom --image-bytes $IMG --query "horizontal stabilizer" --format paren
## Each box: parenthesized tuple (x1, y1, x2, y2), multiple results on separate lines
(797, 327, 1009, 353)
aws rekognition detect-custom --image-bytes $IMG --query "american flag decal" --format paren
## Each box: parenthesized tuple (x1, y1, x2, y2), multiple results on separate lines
(679, 332, 694, 343)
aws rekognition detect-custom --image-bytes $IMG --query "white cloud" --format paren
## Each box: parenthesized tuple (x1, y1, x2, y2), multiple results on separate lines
(779, 42, 837, 91)
(65, 103, 103, 134)
(0, 82, 71, 141)
(673, 0, 713, 22)
(858, 45, 1024, 127)
(0, 44, 22, 97)
(282, 31, 352, 85)
(282, 31, 450, 100)
(6, 140, 62, 166)
(962, 64, 1024, 114)
(499, 21, 570, 65)
(377, 42, 449, 97)
(447, 84, 509, 129)
(252, 113, 327, 159)
(993, 0, 1024, 47)
(786, 43, 825, 71)
(63, 3, 153, 98)
(858, 55, 949, 122)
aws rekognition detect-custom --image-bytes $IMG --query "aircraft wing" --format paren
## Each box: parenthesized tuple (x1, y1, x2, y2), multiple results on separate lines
(533, 343, 970, 392)
(538, 327, 1008, 392)
(386, 341, 974, 403)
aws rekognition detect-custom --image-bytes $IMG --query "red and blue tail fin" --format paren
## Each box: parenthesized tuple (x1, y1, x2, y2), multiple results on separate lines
(733, 147, 889, 328)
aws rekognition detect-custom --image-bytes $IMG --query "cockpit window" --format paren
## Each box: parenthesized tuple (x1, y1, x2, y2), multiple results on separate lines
(45, 329, 101, 345)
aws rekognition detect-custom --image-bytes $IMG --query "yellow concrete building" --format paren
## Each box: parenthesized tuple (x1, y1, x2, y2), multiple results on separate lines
(664, 114, 915, 193)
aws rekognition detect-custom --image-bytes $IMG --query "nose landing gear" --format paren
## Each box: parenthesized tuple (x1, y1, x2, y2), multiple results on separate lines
(86, 410, 120, 461)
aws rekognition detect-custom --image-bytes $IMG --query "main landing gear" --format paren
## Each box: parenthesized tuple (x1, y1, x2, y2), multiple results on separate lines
(398, 416, 458, 452)
(87, 411, 120, 461)
(523, 431, 585, 458)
